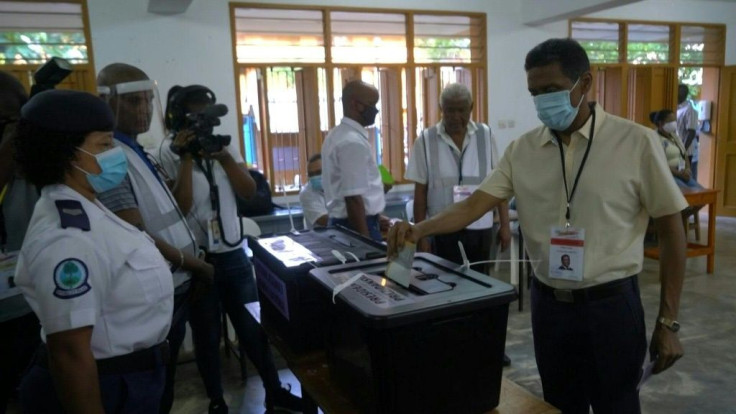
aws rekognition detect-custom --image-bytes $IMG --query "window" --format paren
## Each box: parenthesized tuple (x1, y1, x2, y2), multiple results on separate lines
(570, 20, 621, 64)
(0, 1, 96, 93)
(230, 4, 487, 192)
(627, 24, 670, 65)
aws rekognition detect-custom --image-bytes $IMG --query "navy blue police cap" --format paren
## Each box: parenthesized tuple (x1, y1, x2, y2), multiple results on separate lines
(21, 89, 114, 134)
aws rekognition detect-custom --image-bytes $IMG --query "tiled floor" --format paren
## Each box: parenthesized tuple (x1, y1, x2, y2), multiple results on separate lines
(7, 217, 736, 414)
(172, 216, 736, 414)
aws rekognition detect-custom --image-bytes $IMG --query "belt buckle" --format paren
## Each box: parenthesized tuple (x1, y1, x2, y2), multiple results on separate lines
(553, 289, 574, 303)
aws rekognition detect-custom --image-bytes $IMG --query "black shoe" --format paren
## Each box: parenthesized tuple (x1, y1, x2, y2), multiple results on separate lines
(265, 383, 303, 413)
(209, 397, 228, 414)
(503, 354, 511, 367)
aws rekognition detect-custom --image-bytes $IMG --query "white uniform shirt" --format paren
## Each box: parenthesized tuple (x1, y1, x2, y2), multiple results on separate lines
(479, 104, 688, 289)
(321, 117, 385, 219)
(677, 99, 699, 160)
(15, 185, 173, 358)
(299, 182, 327, 229)
(405, 120, 499, 217)
(159, 141, 246, 254)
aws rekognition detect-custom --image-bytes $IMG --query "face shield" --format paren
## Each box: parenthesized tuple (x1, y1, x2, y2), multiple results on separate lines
(98, 79, 167, 150)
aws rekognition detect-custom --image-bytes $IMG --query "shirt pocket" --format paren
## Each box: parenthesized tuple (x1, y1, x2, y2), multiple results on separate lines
(124, 247, 172, 304)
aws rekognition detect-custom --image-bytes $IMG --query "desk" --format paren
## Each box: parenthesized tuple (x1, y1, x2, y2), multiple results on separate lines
(255, 304, 559, 414)
(644, 187, 718, 273)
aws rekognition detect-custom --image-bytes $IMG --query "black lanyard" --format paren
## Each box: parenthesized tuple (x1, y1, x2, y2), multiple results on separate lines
(450, 142, 469, 185)
(554, 107, 595, 227)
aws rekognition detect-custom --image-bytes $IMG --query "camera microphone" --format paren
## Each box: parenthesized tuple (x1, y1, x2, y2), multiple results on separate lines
(203, 103, 228, 118)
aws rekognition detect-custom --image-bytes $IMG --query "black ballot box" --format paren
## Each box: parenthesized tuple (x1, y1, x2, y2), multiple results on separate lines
(249, 226, 386, 353)
(309, 253, 517, 414)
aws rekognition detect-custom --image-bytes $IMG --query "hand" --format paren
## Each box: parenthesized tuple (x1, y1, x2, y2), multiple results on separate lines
(379, 215, 392, 232)
(680, 168, 692, 182)
(649, 325, 684, 374)
(172, 130, 195, 152)
(386, 221, 420, 259)
(417, 237, 432, 253)
(193, 260, 215, 285)
(199, 148, 232, 163)
(497, 224, 511, 252)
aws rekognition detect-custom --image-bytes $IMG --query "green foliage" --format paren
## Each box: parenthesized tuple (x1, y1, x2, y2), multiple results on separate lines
(579, 40, 619, 63)
(0, 31, 88, 64)
(415, 37, 472, 62)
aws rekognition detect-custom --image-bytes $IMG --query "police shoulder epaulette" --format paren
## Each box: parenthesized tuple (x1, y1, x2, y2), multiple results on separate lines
(54, 200, 91, 231)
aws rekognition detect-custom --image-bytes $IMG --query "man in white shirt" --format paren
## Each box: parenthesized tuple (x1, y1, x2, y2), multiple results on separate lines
(299, 153, 328, 229)
(406, 83, 510, 272)
(676, 84, 699, 182)
(322, 80, 385, 241)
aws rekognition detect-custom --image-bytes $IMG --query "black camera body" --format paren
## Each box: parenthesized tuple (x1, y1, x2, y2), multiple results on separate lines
(171, 103, 231, 155)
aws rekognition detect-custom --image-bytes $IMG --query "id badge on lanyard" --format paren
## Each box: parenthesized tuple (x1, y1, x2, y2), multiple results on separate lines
(549, 227, 584, 282)
(207, 184, 222, 251)
(453, 185, 493, 229)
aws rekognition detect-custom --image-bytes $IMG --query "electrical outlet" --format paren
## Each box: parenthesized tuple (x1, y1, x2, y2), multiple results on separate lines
(507, 119, 515, 128)
(498, 120, 507, 129)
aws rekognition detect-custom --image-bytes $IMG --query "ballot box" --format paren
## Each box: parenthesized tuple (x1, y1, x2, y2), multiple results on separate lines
(250, 227, 386, 353)
(309, 253, 517, 414)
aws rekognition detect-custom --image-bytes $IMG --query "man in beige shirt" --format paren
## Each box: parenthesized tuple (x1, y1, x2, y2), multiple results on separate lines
(388, 38, 687, 414)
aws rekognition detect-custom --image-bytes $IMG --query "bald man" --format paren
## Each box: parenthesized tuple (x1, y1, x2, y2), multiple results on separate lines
(321, 80, 385, 241)
(95, 63, 213, 413)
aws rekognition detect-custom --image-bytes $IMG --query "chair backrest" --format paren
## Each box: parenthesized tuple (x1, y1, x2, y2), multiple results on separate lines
(241, 217, 262, 237)
(405, 199, 414, 223)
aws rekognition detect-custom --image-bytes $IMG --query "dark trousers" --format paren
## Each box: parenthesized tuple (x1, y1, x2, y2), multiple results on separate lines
(188, 249, 281, 401)
(531, 277, 646, 414)
(159, 286, 191, 414)
(19, 352, 165, 413)
(0, 312, 40, 414)
(433, 228, 493, 273)
(330, 214, 382, 242)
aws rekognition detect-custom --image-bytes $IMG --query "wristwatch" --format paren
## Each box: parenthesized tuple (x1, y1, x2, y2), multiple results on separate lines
(657, 316, 680, 332)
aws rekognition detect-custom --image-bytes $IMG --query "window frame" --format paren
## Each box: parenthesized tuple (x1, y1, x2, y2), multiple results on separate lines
(230, 3, 488, 192)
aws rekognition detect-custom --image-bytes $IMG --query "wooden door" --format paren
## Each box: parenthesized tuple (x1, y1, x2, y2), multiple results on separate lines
(588, 66, 625, 117)
(715, 65, 736, 216)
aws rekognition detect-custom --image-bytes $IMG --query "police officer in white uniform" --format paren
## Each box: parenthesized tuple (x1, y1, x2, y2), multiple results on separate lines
(14, 90, 174, 413)
(406, 83, 510, 272)
(160, 85, 302, 414)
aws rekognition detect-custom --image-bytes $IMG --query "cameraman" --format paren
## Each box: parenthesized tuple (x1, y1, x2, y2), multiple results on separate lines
(159, 85, 302, 414)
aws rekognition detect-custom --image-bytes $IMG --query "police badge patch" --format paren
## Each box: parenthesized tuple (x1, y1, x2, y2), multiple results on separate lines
(53, 258, 91, 299)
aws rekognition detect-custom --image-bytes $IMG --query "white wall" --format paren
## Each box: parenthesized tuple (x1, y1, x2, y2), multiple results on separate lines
(86, 0, 736, 155)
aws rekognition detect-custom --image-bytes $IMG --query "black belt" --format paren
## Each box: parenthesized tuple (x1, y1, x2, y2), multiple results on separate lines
(532, 276, 636, 304)
(36, 340, 170, 375)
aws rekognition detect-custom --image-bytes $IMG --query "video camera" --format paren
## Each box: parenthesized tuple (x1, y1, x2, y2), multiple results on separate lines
(30, 57, 73, 97)
(173, 103, 232, 155)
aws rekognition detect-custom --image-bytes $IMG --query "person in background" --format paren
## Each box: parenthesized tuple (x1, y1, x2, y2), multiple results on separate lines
(650, 109, 701, 189)
(95, 63, 214, 414)
(160, 84, 303, 414)
(388, 38, 687, 413)
(406, 82, 510, 273)
(677, 84, 699, 182)
(299, 153, 328, 229)
(0, 70, 41, 414)
(322, 80, 385, 241)
(14, 90, 173, 413)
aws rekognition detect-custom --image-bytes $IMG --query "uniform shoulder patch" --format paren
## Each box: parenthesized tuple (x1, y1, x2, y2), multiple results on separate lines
(53, 258, 91, 299)
(55, 200, 91, 231)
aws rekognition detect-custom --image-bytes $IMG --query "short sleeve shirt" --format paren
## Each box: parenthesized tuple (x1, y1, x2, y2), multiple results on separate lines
(158, 141, 245, 253)
(478, 104, 688, 289)
(299, 183, 328, 229)
(321, 118, 386, 218)
(677, 100, 699, 158)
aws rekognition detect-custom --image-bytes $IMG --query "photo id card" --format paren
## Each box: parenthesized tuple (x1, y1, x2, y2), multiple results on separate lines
(207, 218, 222, 251)
(549, 227, 585, 282)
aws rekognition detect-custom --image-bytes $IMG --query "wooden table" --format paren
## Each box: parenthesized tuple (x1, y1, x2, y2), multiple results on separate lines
(256, 307, 559, 414)
(644, 187, 718, 273)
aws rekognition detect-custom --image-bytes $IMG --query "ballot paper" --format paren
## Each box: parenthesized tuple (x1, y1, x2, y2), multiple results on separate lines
(386, 242, 416, 288)
(637, 358, 657, 390)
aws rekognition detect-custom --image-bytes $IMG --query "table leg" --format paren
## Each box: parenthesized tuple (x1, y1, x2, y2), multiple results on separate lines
(707, 201, 715, 273)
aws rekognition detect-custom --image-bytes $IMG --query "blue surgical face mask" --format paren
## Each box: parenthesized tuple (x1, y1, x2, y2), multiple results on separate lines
(533, 78, 584, 131)
(309, 175, 323, 192)
(74, 146, 128, 193)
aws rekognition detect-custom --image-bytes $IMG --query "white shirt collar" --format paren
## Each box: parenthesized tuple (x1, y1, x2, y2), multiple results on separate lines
(340, 117, 370, 141)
